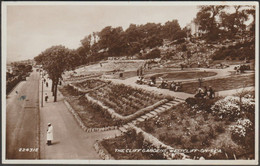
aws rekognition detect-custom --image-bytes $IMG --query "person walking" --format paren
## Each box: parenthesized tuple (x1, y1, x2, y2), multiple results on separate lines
(46, 82, 48, 88)
(45, 93, 49, 102)
(46, 123, 53, 146)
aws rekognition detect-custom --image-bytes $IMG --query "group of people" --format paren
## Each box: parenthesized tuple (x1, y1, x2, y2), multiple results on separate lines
(195, 86, 215, 99)
(136, 76, 183, 92)
(169, 81, 182, 92)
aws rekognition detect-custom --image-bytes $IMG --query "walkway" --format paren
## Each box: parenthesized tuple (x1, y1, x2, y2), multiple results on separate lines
(39, 78, 121, 159)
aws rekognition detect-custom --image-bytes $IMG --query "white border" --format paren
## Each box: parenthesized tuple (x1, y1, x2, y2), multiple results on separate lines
(1, 1, 259, 165)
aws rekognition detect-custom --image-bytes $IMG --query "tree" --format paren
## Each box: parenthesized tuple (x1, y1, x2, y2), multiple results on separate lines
(220, 6, 249, 38)
(195, 5, 226, 41)
(34, 45, 72, 102)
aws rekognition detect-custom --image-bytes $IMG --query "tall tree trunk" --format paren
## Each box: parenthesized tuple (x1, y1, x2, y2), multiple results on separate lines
(54, 78, 58, 102)
(51, 79, 54, 94)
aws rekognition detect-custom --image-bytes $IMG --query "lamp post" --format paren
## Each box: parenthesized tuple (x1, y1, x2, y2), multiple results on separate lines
(41, 79, 43, 107)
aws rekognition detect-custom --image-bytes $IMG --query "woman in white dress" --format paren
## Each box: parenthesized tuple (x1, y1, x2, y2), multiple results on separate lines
(46, 123, 53, 146)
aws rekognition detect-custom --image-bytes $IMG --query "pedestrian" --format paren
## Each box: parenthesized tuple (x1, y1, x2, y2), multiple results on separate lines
(46, 123, 53, 146)
(203, 86, 208, 98)
(44, 78, 46, 83)
(46, 82, 48, 87)
(209, 86, 215, 99)
(45, 93, 48, 102)
(15, 91, 18, 95)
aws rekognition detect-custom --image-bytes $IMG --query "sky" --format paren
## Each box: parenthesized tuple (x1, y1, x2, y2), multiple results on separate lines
(5, 4, 200, 62)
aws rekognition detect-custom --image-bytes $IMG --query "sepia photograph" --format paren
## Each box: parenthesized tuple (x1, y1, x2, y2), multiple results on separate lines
(1, 1, 259, 165)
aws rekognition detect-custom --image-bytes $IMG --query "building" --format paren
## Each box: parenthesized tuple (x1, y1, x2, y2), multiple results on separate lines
(185, 19, 204, 38)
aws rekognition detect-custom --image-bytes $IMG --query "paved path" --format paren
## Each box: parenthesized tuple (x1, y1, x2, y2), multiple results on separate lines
(6, 69, 40, 159)
(39, 79, 121, 159)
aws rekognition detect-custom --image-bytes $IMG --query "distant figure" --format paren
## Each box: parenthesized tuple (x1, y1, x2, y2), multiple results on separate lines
(46, 82, 48, 88)
(170, 81, 176, 91)
(44, 78, 46, 83)
(203, 86, 208, 98)
(45, 93, 48, 102)
(175, 82, 182, 92)
(195, 87, 204, 98)
(208, 86, 215, 99)
(19, 95, 26, 101)
(100, 63, 102, 67)
(46, 123, 53, 146)
(15, 91, 18, 95)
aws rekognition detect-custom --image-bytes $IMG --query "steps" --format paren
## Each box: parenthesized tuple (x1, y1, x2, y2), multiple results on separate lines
(118, 99, 183, 133)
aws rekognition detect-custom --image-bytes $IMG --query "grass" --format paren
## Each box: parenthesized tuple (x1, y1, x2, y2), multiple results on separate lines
(59, 85, 123, 128)
(182, 74, 255, 94)
(137, 101, 253, 159)
(145, 71, 217, 80)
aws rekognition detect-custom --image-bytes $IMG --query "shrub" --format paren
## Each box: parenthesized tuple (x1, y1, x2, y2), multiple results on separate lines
(172, 135, 182, 145)
(211, 96, 255, 121)
(190, 135, 199, 143)
(208, 126, 216, 139)
(144, 122, 155, 133)
(215, 124, 225, 133)
(211, 96, 241, 121)
(185, 97, 197, 106)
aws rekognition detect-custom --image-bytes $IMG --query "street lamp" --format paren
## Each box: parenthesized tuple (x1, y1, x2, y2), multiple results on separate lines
(41, 79, 43, 107)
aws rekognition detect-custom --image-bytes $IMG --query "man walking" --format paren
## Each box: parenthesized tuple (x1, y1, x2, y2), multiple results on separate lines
(46, 123, 53, 146)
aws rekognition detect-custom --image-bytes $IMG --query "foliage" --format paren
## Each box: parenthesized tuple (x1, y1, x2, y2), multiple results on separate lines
(141, 49, 161, 59)
(212, 41, 255, 60)
(229, 118, 254, 150)
(34, 45, 72, 101)
(211, 95, 255, 121)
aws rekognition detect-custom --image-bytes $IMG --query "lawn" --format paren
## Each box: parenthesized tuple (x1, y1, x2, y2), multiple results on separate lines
(182, 74, 255, 94)
(137, 96, 255, 159)
(59, 85, 123, 128)
(145, 71, 217, 81)
(88, 83, 165, 116)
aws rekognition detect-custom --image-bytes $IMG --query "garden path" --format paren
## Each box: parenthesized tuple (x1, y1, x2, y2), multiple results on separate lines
(39, 78, 121, 160)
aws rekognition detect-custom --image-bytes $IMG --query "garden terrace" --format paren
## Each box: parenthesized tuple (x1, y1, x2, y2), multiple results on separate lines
(181, 74, 255, 94)
(88, 83, 166, 116)
(100, 129, 167, 160)
(136, 95, 255, 159)
(72, 79, 107, 91)
(59, 85, 123, 128)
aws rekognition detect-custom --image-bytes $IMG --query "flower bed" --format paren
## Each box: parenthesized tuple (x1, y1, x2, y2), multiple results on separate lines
(100, 129, 168, 160)
(59, 85, 123, 128)
(88, 83, 166, 116)
(73, 79, 107, 90)
(137, 94, 255, 159)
